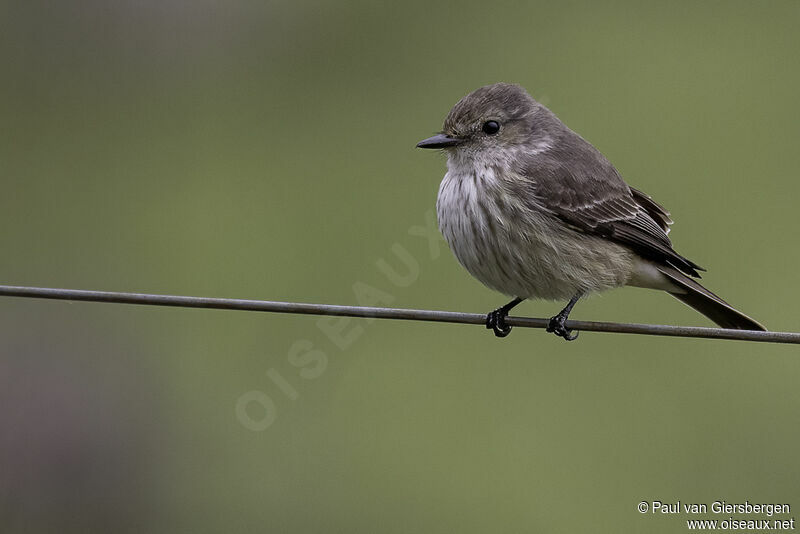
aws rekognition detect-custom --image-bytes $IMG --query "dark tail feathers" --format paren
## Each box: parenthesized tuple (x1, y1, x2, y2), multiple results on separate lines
(657, 265, 766, 331)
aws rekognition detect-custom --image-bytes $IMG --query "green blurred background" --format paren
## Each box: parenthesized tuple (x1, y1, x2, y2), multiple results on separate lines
(1, 1, 799, 532)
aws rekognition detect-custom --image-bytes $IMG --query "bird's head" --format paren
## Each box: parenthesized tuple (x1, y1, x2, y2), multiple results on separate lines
(416, 83, 553, 164)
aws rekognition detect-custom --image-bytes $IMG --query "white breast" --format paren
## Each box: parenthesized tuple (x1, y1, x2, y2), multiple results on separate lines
(436, 160, 634, 301)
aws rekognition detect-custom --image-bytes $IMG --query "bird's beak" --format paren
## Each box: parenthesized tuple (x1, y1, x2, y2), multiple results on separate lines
(416, 133, 464, 149)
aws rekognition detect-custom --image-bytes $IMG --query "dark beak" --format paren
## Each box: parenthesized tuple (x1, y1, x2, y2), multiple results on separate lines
(416, 133, 464, 149)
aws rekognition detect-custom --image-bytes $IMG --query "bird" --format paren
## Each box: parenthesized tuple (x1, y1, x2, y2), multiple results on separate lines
(416, 82, 765, 341)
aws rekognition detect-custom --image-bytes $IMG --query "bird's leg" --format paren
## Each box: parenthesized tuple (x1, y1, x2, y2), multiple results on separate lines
(486, 297, 524, 338)
(547, 294, 582, 341)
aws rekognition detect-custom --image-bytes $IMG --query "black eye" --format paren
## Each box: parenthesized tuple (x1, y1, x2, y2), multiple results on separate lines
(482, 120, 500, 135)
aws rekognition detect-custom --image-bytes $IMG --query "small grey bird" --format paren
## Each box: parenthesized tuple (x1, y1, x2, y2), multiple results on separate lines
(417, 83, 765, 340)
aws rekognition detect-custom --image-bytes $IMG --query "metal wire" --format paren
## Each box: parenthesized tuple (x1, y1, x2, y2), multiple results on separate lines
(0, 284, 797, 345)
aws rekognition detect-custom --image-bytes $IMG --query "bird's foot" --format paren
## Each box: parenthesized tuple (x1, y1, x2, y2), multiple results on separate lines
(546, 312, 579, 341)
(486, 307, 513, 338)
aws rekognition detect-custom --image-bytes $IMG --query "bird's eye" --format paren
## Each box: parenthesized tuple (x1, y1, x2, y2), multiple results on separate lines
(482, 120, 500, 135)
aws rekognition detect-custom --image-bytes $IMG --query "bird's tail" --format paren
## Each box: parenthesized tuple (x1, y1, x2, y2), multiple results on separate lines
(656, 265, 766, 331)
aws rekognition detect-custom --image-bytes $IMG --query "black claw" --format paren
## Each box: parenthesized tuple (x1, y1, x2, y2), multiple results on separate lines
(486, 308, 513, 338)
(546, 314, 579, 341)
(485, 297, 523, 339)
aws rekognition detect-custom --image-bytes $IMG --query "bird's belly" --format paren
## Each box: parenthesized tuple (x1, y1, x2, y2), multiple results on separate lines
(436, 172, 634, 300)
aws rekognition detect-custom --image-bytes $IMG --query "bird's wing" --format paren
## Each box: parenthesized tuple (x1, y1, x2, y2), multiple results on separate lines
(629, 187, 672, 234)
(522, 151, 703, 277)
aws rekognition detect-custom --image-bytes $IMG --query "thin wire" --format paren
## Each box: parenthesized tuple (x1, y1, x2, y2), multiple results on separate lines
(0, 284, 797, 345)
